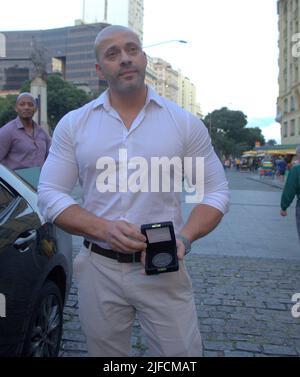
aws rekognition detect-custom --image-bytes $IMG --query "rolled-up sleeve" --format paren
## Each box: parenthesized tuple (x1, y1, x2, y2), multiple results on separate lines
(0, 124, 12, 163)
(38, 114, 79, 222)
(185, 116, 230, 215)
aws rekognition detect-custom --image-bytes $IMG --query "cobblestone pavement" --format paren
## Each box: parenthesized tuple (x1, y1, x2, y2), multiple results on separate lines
(60, 249, 300, 357)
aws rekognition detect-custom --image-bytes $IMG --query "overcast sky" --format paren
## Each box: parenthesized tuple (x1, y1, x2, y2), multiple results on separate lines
(0, 0, 281, 141)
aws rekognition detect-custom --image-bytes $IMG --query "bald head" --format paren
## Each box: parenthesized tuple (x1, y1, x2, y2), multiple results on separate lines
(94, 25, 142, 63)
(16, 92, 36, 108)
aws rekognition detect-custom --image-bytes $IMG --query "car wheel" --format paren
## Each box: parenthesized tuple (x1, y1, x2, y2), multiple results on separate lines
(22, 280, 63, 357)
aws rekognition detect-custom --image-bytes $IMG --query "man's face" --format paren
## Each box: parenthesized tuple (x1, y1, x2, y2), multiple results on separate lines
(95, 30, 147, 93)
(15, 96, 36, 120)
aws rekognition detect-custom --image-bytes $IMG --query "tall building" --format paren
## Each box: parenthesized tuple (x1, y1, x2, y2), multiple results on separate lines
(151, 57, 179, 104)
(145, 55, 158, 88)
(277, 0, 300, 144)
(0, 0, 144, 94)
(0, 23, 110, 93)
(177, 71, 202, 118)
(88, 0, 144, 43)
(147, 56, 202, 117)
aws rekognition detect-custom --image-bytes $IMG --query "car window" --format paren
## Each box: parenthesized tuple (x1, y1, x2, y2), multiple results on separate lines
(0, 184, 15, 213)
(14, 167, 41, 191)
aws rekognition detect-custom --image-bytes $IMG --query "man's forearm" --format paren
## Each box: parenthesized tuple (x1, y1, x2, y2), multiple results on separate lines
(54, 204, 109, 241)
(180, 204, 224, 242)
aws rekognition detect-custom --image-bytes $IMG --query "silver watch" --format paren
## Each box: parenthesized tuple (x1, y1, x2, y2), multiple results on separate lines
(177, 234, 192, 255)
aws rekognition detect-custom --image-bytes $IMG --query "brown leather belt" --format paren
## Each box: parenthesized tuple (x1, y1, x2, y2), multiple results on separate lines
(83, 240, 142, 263)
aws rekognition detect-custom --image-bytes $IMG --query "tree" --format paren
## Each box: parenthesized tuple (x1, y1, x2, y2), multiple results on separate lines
(266, 139, 277, 146)
(20, 74, 94, 130)
(0, 95, 18, 127)
(203, 107, 265, 157)
(243, 127, 265, 150)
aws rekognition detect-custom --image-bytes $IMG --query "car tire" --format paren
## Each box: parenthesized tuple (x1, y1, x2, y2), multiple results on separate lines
(22, 280, 63, 357)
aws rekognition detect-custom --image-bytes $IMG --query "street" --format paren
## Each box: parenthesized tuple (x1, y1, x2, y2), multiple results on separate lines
(60, 170, 300, 357)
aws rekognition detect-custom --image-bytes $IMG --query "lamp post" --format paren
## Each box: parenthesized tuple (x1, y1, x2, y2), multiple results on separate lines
(143, 40, 187, 49)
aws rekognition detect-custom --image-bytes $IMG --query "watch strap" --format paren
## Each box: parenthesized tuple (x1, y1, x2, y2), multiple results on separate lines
(177, 234, 192, 255)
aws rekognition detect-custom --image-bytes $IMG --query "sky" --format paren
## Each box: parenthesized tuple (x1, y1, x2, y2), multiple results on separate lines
(0, 0, 281, 142)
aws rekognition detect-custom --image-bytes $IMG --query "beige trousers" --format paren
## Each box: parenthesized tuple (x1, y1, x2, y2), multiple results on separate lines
(73, 246, 203, 357)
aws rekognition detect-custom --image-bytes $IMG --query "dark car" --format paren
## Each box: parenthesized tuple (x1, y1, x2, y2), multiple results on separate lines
(0, 165, 72, 357)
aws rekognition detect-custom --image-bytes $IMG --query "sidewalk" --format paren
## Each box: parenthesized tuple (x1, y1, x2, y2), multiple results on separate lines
(60, 175, 300, 357)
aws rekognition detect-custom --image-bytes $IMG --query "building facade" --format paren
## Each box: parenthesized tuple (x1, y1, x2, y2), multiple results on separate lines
(151, 57, 179, 104)
(145, 56, 202, 117)
(177, 71, 203, 118)
(145, 55, 158, 88)
(277, 0, 300, 144)
(0, 23, 110, 94)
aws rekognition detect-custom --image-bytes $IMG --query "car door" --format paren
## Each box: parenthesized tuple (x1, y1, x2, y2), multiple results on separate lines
(0, 179, 41, 356)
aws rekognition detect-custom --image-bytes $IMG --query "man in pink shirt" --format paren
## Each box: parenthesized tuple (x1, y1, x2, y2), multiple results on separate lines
(0, 92, 51, 170)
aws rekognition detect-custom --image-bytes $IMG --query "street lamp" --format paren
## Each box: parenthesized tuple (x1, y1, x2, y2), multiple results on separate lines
(143, 40, 187, 49)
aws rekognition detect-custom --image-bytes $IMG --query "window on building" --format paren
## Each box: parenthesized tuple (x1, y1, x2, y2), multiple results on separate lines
(284, 71, 288, 91)
(284, 98, 289, 113)
(283, 121, 288, 137)
(290, 119, 296, 136)
(291, 96, 296, 111)
(298, 118, 300, 135)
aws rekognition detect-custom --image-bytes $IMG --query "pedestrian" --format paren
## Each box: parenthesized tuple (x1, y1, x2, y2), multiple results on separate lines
(275, 156, 287, 183)
(38, 25, 229, 357)
(280, 162, 300, 241)
(292, 146, 300, 166)
(0, 92, 51, 170)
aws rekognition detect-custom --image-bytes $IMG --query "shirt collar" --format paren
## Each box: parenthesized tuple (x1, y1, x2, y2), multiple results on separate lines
(16, 116, 38, 129)
(92, 85, 164, 111)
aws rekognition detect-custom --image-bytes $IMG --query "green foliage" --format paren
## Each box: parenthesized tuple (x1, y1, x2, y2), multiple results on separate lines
(46, 75, 92, 130)
(266, 139, 277, 146)
(21, 75, 93, 131)
(203, 107, 265, 157)
(0, 95, 18, 127)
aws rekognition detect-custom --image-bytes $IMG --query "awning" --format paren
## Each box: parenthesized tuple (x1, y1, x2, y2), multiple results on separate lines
(264, 149, 296, 155)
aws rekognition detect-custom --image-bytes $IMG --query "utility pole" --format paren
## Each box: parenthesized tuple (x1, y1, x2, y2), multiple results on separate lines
(82, 0, 86, 23)
(104, 0, 108, 22)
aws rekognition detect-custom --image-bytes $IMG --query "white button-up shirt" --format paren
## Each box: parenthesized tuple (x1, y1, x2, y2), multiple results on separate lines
(38, 86, 229, 247)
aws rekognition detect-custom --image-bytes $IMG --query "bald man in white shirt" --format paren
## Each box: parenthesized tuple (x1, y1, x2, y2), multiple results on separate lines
(38, 25, 229, 357)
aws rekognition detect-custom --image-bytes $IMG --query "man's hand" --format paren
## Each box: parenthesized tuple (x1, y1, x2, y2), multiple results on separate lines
(139, 237, 185, 275)
(105, 220, 147, 254)
(280, 210, 288, 217)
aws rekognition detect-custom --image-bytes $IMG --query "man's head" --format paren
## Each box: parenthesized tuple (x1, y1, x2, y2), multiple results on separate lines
(15, 93, 36, 121)
(94, 25, 147, 94)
